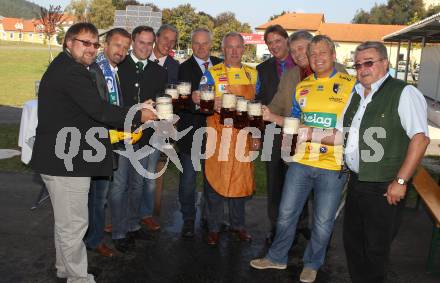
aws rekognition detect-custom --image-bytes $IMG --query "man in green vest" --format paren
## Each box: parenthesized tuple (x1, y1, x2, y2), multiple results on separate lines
(343, 41, 430, 283)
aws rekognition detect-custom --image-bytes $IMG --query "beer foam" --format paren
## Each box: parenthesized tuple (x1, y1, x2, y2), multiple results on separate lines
(156, 103, 173, 120)
(236, 99, 248, 112)
(165, 89, 179, 99)
(156, 96, 172, 104)
(201, 91, 214, 101)
(248, 103, 262, 116)
(283, 117, 300, 134)
(222, 93, 237, 109)
(177, 83, 191, 95)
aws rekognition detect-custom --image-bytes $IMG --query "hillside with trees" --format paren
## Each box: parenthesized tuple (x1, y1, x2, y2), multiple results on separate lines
(0, 0, 41, 19)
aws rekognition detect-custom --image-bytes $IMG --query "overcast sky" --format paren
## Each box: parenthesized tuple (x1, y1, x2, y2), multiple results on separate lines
(31, 0, 388, 30)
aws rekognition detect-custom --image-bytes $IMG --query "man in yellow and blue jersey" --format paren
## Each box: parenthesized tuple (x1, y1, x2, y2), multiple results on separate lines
(251, 35, 355, 283)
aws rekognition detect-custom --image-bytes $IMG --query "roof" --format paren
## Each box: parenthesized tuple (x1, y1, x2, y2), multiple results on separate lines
(0, 14, 75, 33)
(317, 23, 407, 43)
(255, 13, 324, 31)
(0, 18, 38, 32)
(383, 12, 440, 42)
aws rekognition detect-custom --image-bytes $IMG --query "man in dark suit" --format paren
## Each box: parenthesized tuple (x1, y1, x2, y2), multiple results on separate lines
(108, 25, 168, 253)
(177, 28, 222, 238)
(255, 25, 295, 242)
(30, 23, 154, 283)
(84, 28, 132, 258)
(149, 24, 180, 83)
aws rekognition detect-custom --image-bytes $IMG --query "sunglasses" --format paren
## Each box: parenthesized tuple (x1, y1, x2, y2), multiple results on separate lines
(353, 58, 384, 70)
(74, 38, 101, 49)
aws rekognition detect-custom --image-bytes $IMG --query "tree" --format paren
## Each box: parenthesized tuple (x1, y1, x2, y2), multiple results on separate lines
(426, 4, 440, 17)
(212, 12, 251, 51)
(56, 28, 66, 45)
(269, 11, 288, 21)
(112, 0, 125, 10)
(88, 0, 115, 29)
(351, 0, 426, 25)
(39, 5, 64, 62)
(66, 0, 90, 22)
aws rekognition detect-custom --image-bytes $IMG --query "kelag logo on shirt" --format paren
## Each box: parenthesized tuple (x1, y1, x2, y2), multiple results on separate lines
(302, 112, 336, 128)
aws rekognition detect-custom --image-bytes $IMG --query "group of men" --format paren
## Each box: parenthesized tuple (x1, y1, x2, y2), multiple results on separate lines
(30, 19, 430, 283)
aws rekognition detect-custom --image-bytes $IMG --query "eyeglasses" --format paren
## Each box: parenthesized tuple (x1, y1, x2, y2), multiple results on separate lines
(74, 38, 101, 49)
(353, 58, 384, 70)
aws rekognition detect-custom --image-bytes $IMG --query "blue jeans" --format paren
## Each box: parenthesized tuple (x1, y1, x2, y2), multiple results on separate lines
(108, 151, 144, 239)
(178, 153, 198, 221)
(205, 181, 246, 232)
(139, 148, 161, 218)
(267, 162, 347, 270)
(84, 178, 110, 249)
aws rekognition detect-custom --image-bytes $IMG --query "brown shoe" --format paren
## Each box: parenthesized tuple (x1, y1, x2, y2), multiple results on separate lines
(104, 224, 112, 233)
(142, 217, 160, 231)
(94, 243, 114, 257)
(230, 229, 252, 242)
(207, 232, 219, 246)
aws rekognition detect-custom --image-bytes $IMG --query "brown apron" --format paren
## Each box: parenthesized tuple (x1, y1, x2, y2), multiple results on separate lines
(205, 84, 256, 198)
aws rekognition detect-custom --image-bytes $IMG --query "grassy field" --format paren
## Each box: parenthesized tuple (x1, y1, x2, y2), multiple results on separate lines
(0, 40, 61, 107)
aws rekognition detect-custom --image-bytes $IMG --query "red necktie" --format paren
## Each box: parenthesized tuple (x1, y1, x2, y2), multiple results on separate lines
(203, 61, 209, 71)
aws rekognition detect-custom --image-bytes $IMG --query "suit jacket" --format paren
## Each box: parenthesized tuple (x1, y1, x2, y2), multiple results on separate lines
(164, 55, 180, 83)
(177, 55, 222, 154)
(117, 55, 168, 147)
(30, 51, 141, 177)
(256, 57, 280, 105)
(268, 62, 347, 117)
(89, 62, 120, 170)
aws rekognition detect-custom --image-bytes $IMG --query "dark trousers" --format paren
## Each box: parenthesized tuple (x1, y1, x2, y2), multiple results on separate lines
(343, 172, 405, 283)
(205, 181, 246, 233)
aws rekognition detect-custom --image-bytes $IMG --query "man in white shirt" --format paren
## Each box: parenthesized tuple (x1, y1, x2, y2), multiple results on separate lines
(150, 24, 180, 83)
(342, 41, 430, 283)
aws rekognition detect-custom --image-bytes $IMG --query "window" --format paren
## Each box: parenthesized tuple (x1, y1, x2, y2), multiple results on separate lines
(9, 32, 13, 39)
(18, 33, 22, 39)
(29, 33, 33, 39)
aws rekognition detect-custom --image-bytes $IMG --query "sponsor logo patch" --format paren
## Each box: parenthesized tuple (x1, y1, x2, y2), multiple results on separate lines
(329, 97, 344, 103)
(218, 84, 227, 93)
(234, 73, 240, 80)
(317, 85, 324, 91)
(299, 97, 307, 107)
(302, 112, 337, 128)
(218, 76, 227, 82)
(333, 83, 340, 94)
(319, 146, 328, 153)
(300, 89, 310, 96)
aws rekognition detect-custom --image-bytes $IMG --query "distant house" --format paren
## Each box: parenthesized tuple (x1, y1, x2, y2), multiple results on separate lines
(254, 12, 419, 67)
(0, 14, 75, 45)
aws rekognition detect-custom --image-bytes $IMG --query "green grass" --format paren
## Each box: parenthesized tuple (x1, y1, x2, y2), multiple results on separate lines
(0, 40, 61, 107)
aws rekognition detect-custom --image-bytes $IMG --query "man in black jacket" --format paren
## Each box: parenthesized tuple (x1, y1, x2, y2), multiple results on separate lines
(30, 23, 154, 283)
(255, 25, 295, 242)
(177, 28, 222, 238)
(108, 26, 168, 252)
(84, 28, 132, 258)
(149, 24, 180, 83)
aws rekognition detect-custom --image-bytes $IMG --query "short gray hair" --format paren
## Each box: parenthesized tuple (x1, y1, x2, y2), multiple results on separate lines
(288, 30, 313, 46)
(191, 27, 212, 42)
(221, 32, 244, 49)
(157, 24, 179, 39)
(307, 35, 336, 56)
(355, 41, 388, 60)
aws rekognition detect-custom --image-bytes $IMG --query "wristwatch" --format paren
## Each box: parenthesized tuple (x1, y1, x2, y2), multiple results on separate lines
(395, 177, 407, 185)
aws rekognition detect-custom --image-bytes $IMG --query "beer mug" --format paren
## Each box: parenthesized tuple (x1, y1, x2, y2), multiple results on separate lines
(282, 117, 300, 156)
(177, 81, 192, 110)
(199, 85, 215, 114)
(165, 84, 179, 111)
(220, 93, 237, 126)
(156, 94, 173, 120)
(234, 96, 248, 129)
(247, 100, 263, 150)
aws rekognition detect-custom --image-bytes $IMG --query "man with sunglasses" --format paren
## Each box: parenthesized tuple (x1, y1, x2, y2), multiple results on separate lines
(343, 41, 430, 283)
(30, 22, 155, 283)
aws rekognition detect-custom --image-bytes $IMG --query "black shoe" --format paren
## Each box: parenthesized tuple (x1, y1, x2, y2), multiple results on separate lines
(181, 220, 195, 238)
(127, 228, 155, 241)
(113, 238, 133, 253)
